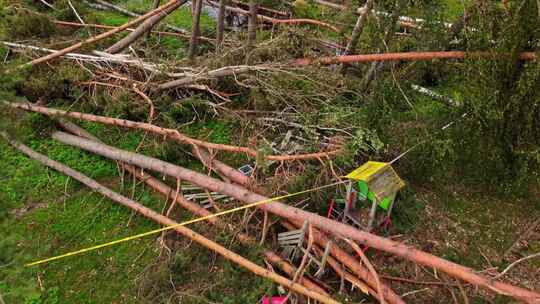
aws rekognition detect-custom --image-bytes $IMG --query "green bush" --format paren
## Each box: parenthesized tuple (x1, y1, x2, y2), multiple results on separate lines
(455, 0, 540, 191)
(4, 9, 55, 39)
(15, 63, 89, 102)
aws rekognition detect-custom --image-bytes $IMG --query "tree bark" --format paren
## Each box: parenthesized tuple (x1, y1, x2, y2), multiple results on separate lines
(263, 251, 329, 296)
(188, 0, 204, 61)
(216, 0, 227, 51)
(51, 131, 540, 304)
(156, 53, 535, 90)
(59, 121, 332, 295)
(362, 0, 405, 91)
(292, 51, 537, 66)
(206, 1, 339, 32)
(55, 119, 217, 223)
(17, 0, 184, 69)
(247, 0, 258, 48)
(282, 221, 403, 304)
(93, 0, 188, 33)
(158, 65, 268, 89)
(145, 0, 163, 39)
(0, 132, 339, 304)
(56, 119, 256, 244)
(160, 50, 532, 89)
(54, 20, 215, 43)
(6, 102, 342, 161)
(343, 0, 374, 56)
(106, 0, 187, 54)
(195, 148, 405, 304)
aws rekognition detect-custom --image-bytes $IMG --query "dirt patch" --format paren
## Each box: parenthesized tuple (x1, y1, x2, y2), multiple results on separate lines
(9, 202, 49, 218)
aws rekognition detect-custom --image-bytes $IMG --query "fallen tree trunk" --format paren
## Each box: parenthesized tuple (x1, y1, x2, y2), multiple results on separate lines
(206, 0, 340, 32)
(55, 121, 341, 299)
(195, 148, 405, 304)
(156, 51, 537, 90)
(247, 0, 258, 47)
(7, 102, 342, 161)
(54, 20, 215, 43)
(91, 0, 188, 33)
(188, 0, 204, 60)
(342, 0, 373, 57)
(0, 132, 339, 304)
(1, 41, 175, 76)
(282, 222, 403, 304)
(51, 131, 540, 304)
(57, 119, 253, 244)
(17, 0, 185, 68)
(293, 51, 537, 66)
(216, 0, 227, 51)
(105, 0, 188, 54)
(195, 148, 403, 302)
(59, 121, 333, 297)
(56, 119, 216, 222)
(263, 251, 329, 296)
(157, 65, 272, 89)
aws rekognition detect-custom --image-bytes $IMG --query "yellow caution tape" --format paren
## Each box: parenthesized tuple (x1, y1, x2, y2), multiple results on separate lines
(26, 181, 346, 267)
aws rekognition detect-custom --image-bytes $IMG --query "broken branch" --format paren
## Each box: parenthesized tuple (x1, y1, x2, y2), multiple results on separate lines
(8, 102, 342, 161)
(51, 131, 540, 304)
(105, 0, 188, 54)
(1, 132, 338, 304)
(264, 251, 329, 296)
(16, 0, 186, 68)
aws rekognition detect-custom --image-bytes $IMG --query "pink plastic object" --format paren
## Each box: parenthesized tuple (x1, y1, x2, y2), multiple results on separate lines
(261, 296, 287, 304)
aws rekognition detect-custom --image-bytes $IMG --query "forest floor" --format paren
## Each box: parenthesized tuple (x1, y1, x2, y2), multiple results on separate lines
(0, 0, 539, 303)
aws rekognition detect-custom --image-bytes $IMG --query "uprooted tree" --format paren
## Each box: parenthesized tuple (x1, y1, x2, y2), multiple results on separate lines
(0, 0, 539, 303)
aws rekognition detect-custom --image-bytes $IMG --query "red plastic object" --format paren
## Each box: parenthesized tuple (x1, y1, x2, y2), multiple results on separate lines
(327, 198, 335, 218)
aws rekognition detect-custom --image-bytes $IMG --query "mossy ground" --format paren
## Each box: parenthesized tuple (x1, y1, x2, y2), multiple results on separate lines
(1, 0, 539, 303)
(0, 116, 273, 303)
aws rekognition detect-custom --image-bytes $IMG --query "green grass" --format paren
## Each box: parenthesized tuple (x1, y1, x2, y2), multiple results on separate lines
(0, 110, 269, 303)
(443, 0, 470, 20)
(93, 11, 130, 26)
(2, 1, 539, 303)
(112, 0, 216, 34)
(89, 0, 216, 57)
(0, 132, 160, 303)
